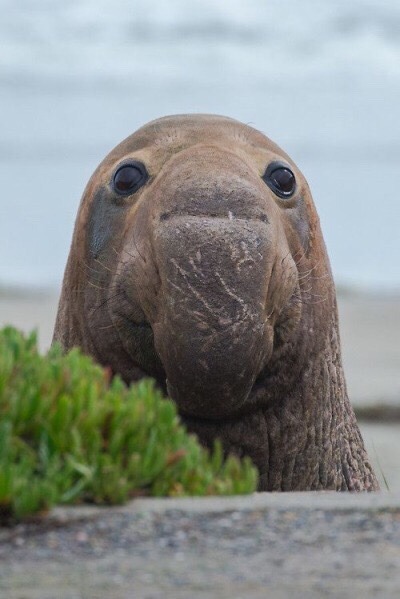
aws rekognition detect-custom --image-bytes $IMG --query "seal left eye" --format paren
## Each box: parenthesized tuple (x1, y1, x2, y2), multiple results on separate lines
(262, 163, 296, 199)
(112, 162, 148, 195)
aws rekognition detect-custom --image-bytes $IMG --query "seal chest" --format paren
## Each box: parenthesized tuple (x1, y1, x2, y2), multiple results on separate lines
(54, 114, 379, 492)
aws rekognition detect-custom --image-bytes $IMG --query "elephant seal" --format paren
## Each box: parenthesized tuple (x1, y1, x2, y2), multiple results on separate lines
(54, 114, 379, 491)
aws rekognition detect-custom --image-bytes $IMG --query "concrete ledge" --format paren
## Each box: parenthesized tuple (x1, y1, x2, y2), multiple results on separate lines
(125, 490, 400, 512)
(2, 491, 399, 535)
(41, 490, 400, 524)
(2, 493, 400, 599)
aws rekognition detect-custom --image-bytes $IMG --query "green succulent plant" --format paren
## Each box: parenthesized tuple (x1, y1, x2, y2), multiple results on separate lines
(0, 326, 257, 523)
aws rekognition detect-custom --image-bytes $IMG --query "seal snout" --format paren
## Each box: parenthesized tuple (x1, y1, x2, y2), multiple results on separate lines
(129, 149, 287, 418)
(150, 210, 274, 418)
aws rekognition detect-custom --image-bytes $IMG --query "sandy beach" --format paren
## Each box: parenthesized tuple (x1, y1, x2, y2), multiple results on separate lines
(1, 288, 399, 490)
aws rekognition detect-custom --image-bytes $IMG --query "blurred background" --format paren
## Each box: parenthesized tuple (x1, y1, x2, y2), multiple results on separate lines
(0, 0, 399, 487)
(1, 0, 400, 291)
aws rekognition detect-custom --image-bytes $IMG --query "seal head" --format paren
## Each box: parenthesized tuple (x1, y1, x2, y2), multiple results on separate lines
(54, 115, 379, 491)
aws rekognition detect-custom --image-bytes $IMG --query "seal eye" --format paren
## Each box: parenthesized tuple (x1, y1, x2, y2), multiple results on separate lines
(262, 163, 296, 199)
(112, 162, 148, 195)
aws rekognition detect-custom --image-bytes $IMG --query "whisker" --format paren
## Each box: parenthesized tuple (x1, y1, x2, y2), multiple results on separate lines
(98, 323, 118, 331)
(92, 290, 126, 315)
(87, 280, 112, 291)
(94, 257, 113, 273)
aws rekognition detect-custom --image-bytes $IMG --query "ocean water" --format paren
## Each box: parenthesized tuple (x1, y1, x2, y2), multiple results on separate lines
(1, 0, 400, 290)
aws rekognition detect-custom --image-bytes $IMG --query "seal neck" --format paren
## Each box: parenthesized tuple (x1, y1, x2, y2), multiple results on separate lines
(182, 312, 379, 492)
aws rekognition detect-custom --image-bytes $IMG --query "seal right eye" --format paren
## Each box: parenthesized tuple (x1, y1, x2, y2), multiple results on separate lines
(262, 162, 296, 200)
(112, 162, 148, 195)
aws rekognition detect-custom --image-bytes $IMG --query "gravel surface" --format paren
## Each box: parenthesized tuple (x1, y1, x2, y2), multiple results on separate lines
(1, 494, 400, 599)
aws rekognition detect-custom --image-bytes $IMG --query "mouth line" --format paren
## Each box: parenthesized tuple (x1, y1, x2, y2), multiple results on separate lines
(177, 390, 261, 424)
(166, 370, 271, 423)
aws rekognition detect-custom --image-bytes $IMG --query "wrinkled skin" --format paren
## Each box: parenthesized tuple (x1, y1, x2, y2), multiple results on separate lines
(54, 114, 379, 491)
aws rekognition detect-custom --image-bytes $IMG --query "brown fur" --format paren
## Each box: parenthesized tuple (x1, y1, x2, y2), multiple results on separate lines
(54, 115, 379, 491)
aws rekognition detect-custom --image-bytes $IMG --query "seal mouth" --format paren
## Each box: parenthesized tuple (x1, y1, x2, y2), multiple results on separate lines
(119, 315, 267, 420)
(165, 376, 254, 421)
